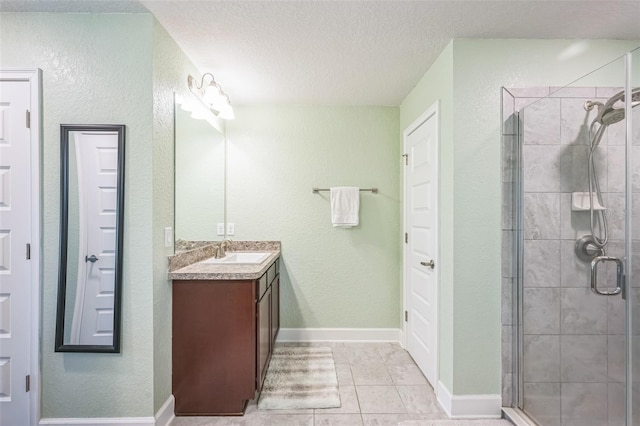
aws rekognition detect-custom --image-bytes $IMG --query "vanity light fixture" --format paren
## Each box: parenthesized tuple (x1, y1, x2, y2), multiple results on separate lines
(175, 93, 220, 129)
(188, 73, 235, 120)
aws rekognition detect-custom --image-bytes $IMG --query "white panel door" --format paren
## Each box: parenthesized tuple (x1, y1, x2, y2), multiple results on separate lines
(404, 104, 439, 388)
(69, 132, 118, 345)
(0, 80, 32, 425)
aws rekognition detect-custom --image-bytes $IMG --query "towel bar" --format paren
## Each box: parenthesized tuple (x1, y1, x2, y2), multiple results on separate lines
(312, 187, 378, 194)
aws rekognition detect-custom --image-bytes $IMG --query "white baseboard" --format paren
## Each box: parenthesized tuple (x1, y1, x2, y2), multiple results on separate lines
(437, 381, 502, 419)
(154, 395, 175, 426)
(40, 418, 155, 426)
(277, 328, 401, 342)
(437, 381, 453, 415)
(399, 328, 407, 349)
(39, 396, 174, 426)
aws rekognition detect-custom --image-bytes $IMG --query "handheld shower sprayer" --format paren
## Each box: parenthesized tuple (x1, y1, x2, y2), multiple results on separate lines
(576, 87, 640, 262)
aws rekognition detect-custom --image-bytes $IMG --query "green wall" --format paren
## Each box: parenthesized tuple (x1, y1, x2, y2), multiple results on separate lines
(400, 39, 640, 397)
(226, 105, 401, 329)
(0, 12, 197, 418)
(150, 19, 200, 414)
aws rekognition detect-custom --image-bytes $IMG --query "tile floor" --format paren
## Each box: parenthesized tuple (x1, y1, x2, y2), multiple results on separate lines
(171, 342, 509, 426)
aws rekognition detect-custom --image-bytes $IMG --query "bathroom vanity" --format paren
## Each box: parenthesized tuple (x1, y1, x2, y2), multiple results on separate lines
(168, 242, 281, 416)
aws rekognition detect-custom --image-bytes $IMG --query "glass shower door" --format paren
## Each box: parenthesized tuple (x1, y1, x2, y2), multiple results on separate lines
(629, 46, 639, 426)
(508, 50, 639, 425)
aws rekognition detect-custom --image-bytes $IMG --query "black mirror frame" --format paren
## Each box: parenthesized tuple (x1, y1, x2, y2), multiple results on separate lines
(55, 124, 125, 353)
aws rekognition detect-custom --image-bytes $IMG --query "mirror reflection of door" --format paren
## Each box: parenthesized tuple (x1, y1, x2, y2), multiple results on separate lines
(56, 124, 124, 353)
(69, 131, 118, 345)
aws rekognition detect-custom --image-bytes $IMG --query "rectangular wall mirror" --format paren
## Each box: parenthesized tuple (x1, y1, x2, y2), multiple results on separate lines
(55, 124, 125, 353)
(174, 93, 226, 252)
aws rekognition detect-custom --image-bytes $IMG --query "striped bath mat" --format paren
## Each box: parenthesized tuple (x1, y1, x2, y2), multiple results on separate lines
(258, 346, 341, 410)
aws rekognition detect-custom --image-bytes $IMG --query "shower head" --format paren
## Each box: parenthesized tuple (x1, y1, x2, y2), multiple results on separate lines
(588, 87, 640, 127)
(603, 87, 640, 110)
(601, 107, 626, 126)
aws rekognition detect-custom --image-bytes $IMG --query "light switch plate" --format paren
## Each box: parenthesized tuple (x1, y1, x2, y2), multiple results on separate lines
(226, 223, 235, 236)
(217, 223, 225, 236)
(164, 227, 173, 247)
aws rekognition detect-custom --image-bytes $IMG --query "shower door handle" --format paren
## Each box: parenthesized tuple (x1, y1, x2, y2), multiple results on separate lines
(590, 256, 623, 296)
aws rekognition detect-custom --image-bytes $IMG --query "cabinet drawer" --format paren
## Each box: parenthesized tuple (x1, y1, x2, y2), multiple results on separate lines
(267, 262, 277, 286)
(258, 272, 268, 300)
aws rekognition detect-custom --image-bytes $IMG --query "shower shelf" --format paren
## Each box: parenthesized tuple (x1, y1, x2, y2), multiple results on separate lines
(571, 192, 606, 211)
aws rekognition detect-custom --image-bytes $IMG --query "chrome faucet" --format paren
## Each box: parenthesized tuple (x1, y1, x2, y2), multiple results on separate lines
(218, 238, 233, 258)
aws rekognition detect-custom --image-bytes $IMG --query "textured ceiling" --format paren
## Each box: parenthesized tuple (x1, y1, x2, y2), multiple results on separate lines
(142, 1, 640, 105)
(2, 1, 640, 105)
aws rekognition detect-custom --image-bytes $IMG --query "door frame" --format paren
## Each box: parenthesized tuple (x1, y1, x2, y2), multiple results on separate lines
(0, 68, 42, 425)
(401, 100, 440, 387)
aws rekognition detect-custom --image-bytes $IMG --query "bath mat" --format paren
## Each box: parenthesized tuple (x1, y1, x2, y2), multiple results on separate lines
(257, 346, 341, 410)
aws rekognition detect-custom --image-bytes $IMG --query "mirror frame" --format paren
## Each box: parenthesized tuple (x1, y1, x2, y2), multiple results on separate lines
(55, 124, 125, 353)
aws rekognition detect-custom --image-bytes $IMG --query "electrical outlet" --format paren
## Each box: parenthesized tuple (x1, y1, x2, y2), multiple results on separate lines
(164, 227, 173, 248)
(217, 223, 225, 236)
(226, 223, 235, 236)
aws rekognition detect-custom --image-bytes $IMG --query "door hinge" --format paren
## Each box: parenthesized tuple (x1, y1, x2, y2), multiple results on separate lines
(26, 375, 30, 392)
(402, 153, 408, 165)
(26, 110, 30, 128)
(404, 233, 408, 244)
(26, 243, 31, 260)
(404, 311, 408, 322)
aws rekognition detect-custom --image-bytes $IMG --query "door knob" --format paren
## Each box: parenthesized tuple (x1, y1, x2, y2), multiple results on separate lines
(85, 255, 99, 263)
(420, 260, 435, 269)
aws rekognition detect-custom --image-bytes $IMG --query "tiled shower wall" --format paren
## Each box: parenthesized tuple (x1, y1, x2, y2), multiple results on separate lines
(502, 86, 640, 426)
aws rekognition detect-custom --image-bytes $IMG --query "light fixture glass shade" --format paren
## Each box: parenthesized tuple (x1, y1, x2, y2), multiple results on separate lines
(190, 103, 211, 120)
(187, 73, 234, 120)
(202, 85, 228, 110)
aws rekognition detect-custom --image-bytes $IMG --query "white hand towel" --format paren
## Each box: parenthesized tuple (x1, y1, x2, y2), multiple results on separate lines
(330, 187, 360, 228)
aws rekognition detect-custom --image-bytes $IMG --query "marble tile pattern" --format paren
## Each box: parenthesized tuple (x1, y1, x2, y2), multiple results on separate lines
(168, 241, 282, 280)
(521, 97, 561, 145)
(522, 145, 561, 192)
(523, 193, 560, 240)
(522, 383, 560, 426)
(502, 86, 639, 425)
(170, 342, 496, 426)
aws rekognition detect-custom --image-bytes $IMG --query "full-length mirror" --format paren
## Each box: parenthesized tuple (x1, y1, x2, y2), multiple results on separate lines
(55, 125, 125, 353)
(174, 93, 226, 252)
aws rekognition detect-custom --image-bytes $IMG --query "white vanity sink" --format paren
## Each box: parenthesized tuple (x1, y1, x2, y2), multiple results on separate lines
(201, 252, 270, 265)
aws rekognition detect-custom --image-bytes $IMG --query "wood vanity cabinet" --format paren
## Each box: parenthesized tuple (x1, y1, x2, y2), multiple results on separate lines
(172, 257, 280, 416)
(257, 285, 271, 391)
